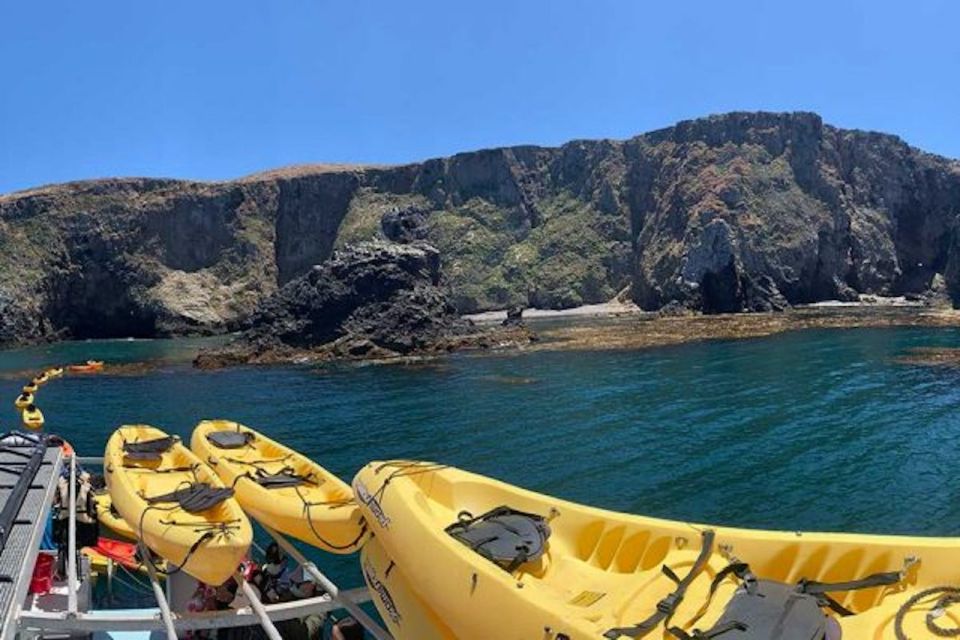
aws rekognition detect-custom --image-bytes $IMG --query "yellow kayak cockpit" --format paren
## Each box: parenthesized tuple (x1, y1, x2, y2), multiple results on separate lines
(354, 461, 960, 640)
(21, 405, 44, 430)
(15, 392, 34, 410)
(105, 425, 252, 586)
(191, 419, 368, 554)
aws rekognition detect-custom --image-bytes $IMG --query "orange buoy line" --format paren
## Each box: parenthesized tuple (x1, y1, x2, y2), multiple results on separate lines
(13, 360, 105, 431)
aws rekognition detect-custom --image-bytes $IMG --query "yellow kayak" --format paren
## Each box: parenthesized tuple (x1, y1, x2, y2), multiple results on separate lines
(191, 419, 367, 554)
(14, 392, 33, 410)
(45, 367, 64, 378)
(32, 372, 49, 386)
(361, 534, 457, 640)
(105, 425, 252, 586)
(21, 405, 44, 430)
(354, 461, 957, 640)
(22, 383, 38, 394)
(93, 492, 137, 540)
(69, 360, 104, 373)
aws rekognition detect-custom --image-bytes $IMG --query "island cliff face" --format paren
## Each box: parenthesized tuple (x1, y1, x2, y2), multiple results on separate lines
(0, 111, 958, 344)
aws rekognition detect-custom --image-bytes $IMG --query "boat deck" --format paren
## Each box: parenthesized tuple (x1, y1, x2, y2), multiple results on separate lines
(0, 442, 61, 639)
(10, 452, 385, 640)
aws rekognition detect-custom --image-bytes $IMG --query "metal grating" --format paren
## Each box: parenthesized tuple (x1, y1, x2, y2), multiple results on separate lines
(0, 444, 61, 638)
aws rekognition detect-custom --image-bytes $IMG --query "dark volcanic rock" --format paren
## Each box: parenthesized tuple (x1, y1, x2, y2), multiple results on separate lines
(2, 112, 960, 346)
(502, 305, 525, 326)
(195, 241, 530, 366)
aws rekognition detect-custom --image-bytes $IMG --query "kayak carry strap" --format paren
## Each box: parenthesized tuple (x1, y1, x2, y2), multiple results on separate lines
(145, 482, 235, 513)
(604, 529, 715, 639)
(679, 562, 757, 631)
(225, 457, 318, 489)
(446, 505, 552, 574)
(669, 622, 748, 640)
(122, 435, 177, 461)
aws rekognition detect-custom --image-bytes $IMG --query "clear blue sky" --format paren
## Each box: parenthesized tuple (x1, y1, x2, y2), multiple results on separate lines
(1, 1, 957, 194)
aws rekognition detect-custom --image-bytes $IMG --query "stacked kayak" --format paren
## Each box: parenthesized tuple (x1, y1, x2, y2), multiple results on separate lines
(93, 492, 137, 540)
(191, 419, 368, 554)
(361, 534, 457, 640)
(354, 461, 959, 640)
(105, 425, 252, 585)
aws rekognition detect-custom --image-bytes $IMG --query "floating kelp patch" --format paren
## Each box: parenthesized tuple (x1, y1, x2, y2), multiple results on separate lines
(895, 347, 960, 367)
(477, 375, 539, 385)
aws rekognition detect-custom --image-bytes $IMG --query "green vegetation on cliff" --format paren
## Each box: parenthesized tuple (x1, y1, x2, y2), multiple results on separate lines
(0, 111, 957, 344)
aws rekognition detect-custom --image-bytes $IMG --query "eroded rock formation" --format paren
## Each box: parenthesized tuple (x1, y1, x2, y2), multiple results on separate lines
(194, 241, 531, 366)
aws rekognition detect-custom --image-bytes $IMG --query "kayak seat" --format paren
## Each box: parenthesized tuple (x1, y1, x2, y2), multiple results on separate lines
(253, 468, 312, 488)
(207, 430, 255, 449)
(446, 506, 551, 572)
(122, 436, 177, 461)
(145, 482, 236, 513)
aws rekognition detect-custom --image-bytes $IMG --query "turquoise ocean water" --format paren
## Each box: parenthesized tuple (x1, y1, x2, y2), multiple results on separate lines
(5, 327, 960, 593)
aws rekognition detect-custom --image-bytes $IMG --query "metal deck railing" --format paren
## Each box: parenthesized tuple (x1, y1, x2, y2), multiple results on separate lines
(12, 454, 391, 640)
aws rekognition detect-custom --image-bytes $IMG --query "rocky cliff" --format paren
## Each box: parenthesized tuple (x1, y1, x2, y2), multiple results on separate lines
(1, 111, 958, 344)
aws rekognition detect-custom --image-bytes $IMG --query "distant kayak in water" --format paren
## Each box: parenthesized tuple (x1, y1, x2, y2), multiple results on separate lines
(68, 360, 104, 373)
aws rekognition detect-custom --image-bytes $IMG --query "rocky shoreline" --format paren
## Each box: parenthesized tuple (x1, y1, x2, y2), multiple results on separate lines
(524, 305, 960, 355)
(196, 303, 960, 369)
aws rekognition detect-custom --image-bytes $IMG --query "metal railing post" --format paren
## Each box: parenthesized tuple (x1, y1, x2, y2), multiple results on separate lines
(236, 572, 283, 640)
(67, 455, 78, 615)
(140, 543, 178, 638)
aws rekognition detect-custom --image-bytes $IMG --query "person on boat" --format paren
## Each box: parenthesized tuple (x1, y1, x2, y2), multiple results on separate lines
(52, 469, 99, 577)
(53, 471, 99, 544)
(185, 583, 218, 639)
(275, 607, 324, 640)
(260, 542, 297, 602)
(213, 577, 241, 610)
(215, 572, 324, 640)
(185, 578, 256, 640)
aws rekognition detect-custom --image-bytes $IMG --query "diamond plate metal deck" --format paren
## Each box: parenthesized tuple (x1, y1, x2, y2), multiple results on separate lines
(0, 443, 61, 639)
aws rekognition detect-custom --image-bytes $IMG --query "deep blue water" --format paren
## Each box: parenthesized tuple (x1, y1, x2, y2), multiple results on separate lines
(6, 327, 960, 591)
